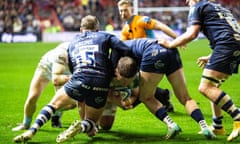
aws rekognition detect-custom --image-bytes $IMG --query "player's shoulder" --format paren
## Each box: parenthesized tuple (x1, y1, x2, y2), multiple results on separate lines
(55, 42, 70, 50)
(193, 0, 210, 10)
(98, 31, 115, 36)
(136, 15, 152, 23)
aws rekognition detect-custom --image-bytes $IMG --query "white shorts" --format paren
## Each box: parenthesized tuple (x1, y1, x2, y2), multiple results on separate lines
(34, 58, 52, 81)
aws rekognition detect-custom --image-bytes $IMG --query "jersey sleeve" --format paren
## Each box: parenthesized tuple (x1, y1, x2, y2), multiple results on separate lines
(188, 5, 202, 26)
(138, 16, 155, 29)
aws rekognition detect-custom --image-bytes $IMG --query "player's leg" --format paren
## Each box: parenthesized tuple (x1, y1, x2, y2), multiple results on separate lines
(167, 68, 215, 139)
(154, 87, 174, 112)
(56, 89, 108, 143)
(198, 68, 240, 141)
(139, 71, 181, 139)
(51, 73, 72, 128)
(209, 102, 226, 135)
(51, 99, 77, 128)
(13, 87, 74, 143)
(57, 104, 102, 143)
(77, 101, 85, 119)
(131, 87, 173, 111)
(12, 71, 50, 131)
(99, 102, 117, 130)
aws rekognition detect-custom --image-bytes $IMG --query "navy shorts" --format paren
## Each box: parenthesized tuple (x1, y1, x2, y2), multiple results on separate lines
(140, 45, 182, 76)
(206, 44, 240, 75)
(64, 74, 110, 108)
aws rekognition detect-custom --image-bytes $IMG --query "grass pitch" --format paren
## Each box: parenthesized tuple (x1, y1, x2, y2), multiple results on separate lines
(0, 39, 239, 144)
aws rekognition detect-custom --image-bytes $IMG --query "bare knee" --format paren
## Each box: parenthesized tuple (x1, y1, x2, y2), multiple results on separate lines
(25, 94, 40, 105)
(198, 84, 208, 96)
(99, 116, 115, 130)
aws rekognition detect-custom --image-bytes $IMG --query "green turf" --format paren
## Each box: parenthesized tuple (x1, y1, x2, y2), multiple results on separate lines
(0, 39, 239, 144)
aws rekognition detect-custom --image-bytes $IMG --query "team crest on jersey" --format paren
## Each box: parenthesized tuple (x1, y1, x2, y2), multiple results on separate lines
(142, 16, 151, 24)
(94, 96, 104, 104)
(233, 50, 240, 57)
(154, 60, 165, 69)
(151, 49, 158, 56)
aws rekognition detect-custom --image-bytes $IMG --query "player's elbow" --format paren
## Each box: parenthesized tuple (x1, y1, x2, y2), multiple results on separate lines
(52, 77, 60, 86)
(185, 26, 200, 41)
(189, 33, 198, 40)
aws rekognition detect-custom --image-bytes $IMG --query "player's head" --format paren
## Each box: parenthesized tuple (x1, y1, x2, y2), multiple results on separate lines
(80, 15, 99, 32)
(115, 56, 138, 86)
(118, 0, 134, 20)
(185, 0, 200, 6)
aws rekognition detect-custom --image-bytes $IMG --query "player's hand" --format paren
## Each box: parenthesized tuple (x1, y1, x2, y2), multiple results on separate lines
(179, 44, 187, 50)
(157, 38, 171, 48)
(120, 97, 133, 110)
(113, 87, 132, 100)
(197, 56, 209, 69)
(108, 87, 133, 109)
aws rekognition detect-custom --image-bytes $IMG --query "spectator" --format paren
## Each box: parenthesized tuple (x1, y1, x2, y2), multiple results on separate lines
(13, 17, 23, 33)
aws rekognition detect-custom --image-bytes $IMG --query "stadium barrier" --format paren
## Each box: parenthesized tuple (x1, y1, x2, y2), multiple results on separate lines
(41, 30, 205, 43)
(0, 32, 39, 43)
(0, 30, 205, 43)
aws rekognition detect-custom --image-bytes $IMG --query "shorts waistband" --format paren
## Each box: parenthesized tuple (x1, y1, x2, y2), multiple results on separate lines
(80, 83, 109, 92)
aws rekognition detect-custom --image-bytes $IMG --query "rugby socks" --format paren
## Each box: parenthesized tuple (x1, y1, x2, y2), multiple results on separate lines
(53, 110, 62, 117)
(23, 116, 32, 127)
(214, 92, 240, 121)
(155, 107, 175, 126)
(154, 88, 170, 106)
(212, 116, 224, 129)
(81, 119, 95, 133)
(30, 105, 55, 133)
(191, 109, 208, 130)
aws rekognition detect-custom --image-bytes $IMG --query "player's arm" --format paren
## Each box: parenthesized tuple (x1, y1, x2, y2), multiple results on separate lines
(52, 62, 71, 90)
(158, 25, 201, 49)
(153, 19, 177, 39)
(108, 87, 139, 110)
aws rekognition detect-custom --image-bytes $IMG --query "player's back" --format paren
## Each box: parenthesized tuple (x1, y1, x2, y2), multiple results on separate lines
(68, 31, 130, 79)
(124, 38, 158, 57)
(190, 0, 240, 46)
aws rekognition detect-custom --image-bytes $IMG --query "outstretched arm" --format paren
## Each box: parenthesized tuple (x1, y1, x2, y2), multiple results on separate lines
(154, 20, 177, 39)
(158, 25, 201, 49)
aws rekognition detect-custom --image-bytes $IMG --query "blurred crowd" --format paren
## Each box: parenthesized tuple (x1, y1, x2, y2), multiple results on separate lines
(0, 0, 239, 34)
(0, 0, 41, 34)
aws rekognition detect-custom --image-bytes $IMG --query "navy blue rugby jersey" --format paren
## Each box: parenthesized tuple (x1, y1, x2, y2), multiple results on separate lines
(123, 38, 161, 63)
(188, 0, 240, 48)
(68, 31, 130, 78)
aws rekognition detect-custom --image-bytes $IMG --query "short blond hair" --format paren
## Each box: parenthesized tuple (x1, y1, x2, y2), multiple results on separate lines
(186, 0, 201, 3)
(117, 0, 133, 7)
(80, 15, 99, 31)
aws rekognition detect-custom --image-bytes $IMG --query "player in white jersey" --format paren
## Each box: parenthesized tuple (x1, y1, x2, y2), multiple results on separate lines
(12, 42, 76, 131)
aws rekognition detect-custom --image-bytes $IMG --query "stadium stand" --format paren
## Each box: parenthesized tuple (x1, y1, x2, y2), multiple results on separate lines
(0, 0, 239, 35)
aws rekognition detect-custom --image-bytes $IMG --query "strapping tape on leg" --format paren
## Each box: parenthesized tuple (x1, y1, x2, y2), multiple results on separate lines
(202, 75, 225, 87)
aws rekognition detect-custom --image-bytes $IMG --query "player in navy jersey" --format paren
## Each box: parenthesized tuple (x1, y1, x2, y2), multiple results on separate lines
(122, 38, 215, 139)
(118, 0, 176, 112)
(158, 0, 240, 141)
(13, 15, 137, 143)
(56, 38, 215, 142)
